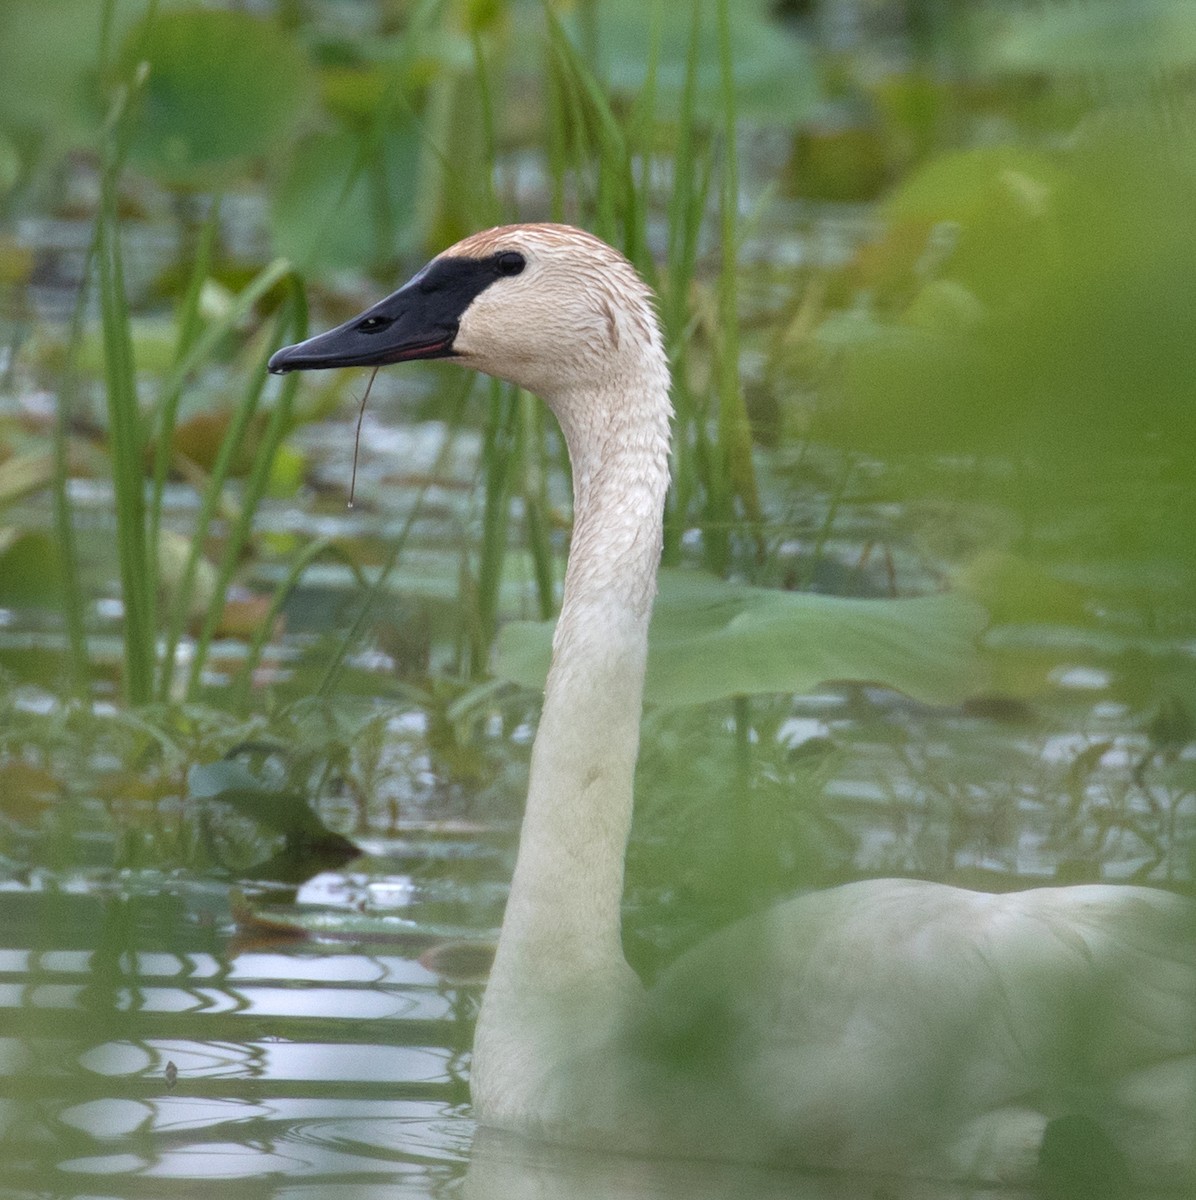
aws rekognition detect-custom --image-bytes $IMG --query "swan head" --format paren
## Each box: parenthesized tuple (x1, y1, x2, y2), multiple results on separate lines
(268, 223, 665, 401)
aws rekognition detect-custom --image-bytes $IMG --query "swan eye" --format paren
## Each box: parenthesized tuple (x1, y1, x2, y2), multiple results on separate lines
(358, 315, 394, 333)
(494, 251, 526, 277)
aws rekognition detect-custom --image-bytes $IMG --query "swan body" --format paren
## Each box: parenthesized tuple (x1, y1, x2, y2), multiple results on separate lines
(269, 223, 1196, 1187)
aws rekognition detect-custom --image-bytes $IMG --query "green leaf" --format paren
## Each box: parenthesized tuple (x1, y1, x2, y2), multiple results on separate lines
(0, 530, 66, 607)
(494, 569, 988, 707)
(551, 0, 820, 123)
(981, 0, 1196, 76)
(0, 0, 100, 141)
(270, 126, 420, 271)
(0, 128, 19, 194)
(187, 759, 319, 838)
(0, 453, 55, 512)
(117, 9, 316, 186)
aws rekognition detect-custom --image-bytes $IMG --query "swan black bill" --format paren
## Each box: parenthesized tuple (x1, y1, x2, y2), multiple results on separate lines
(267, 253, 512, 374)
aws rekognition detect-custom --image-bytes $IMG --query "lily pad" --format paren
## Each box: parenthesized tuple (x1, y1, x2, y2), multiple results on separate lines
(117, 9, 316, 186)
(0, 453, 55, 511)
(494, 569, 988, 708)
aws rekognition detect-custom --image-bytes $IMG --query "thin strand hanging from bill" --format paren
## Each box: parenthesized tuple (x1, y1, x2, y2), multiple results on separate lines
(348, 367, 379, 509)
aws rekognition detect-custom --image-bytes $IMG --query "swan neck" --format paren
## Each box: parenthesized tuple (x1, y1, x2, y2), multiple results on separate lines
(486, 370, 671, 990)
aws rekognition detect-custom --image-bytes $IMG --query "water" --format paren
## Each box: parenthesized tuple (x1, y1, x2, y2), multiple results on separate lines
(0, 875, 475, 1198)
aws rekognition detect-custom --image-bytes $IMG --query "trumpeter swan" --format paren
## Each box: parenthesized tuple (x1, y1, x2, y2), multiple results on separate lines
(269, 223, 1195, 1187)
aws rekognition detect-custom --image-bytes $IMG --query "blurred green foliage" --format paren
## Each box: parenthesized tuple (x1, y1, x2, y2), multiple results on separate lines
(115, 9, 318, 186)
(272, 127, 421, 270)
(980, 0, 1196, 77)
(591, 0, 818, 120)
(818, 134, 1196, 463)
(0, 0, 100, 147)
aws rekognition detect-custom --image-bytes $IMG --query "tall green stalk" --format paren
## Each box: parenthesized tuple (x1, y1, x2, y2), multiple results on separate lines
(661, 0, 713, 563)
(147, 256, 293, 582)
(711, 0, 762, 573)
(172, 196, 221, 367)
(52, 232, 99, 699)
(156, 283, 292, 700)
(97, 89, 155, 705)
(182, 281, 308, 701)
(520, 391, 557, 621)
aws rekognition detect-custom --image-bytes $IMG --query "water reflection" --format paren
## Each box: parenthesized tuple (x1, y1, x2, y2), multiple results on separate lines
(0, 884, 473, 1198)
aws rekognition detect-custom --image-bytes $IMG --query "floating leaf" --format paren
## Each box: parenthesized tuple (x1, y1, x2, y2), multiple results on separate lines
(24, 318, 184, 379)
(117, 10, 316, 186)
(187, 759, 307, 834)
(0, 237, 34, 286)
(230, 887, 485, 947)
(0, 759, 58, 826)
(955, 551, 1089, 628)
(217, 593, 280, 642)
(187, 756, 358, 865)
(494, 569, 988, 708)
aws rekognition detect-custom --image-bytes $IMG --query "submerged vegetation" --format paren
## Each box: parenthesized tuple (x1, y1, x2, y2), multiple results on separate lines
(0, 0, 1193, 904)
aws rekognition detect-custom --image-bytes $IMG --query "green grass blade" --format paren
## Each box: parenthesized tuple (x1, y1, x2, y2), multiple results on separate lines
(98, 126, 154, 704)
(181, 280, 308, 700)
(545, 2, 633, 244)
(470, 28, 502, 225)
(711, 0, 763, 573)
(661, 0, 710, 563)
(521, 390, 557, 621)
(156, 315, 283, 700)
(545, 37, 569, 222)
(147, 256, 293, 555)
(51, 230, 99, 698)
(172, 195, 222, 368)
(473, 378, 520, 676)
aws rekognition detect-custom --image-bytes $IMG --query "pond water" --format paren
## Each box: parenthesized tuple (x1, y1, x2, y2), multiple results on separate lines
(0, 872, 475, 1199)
